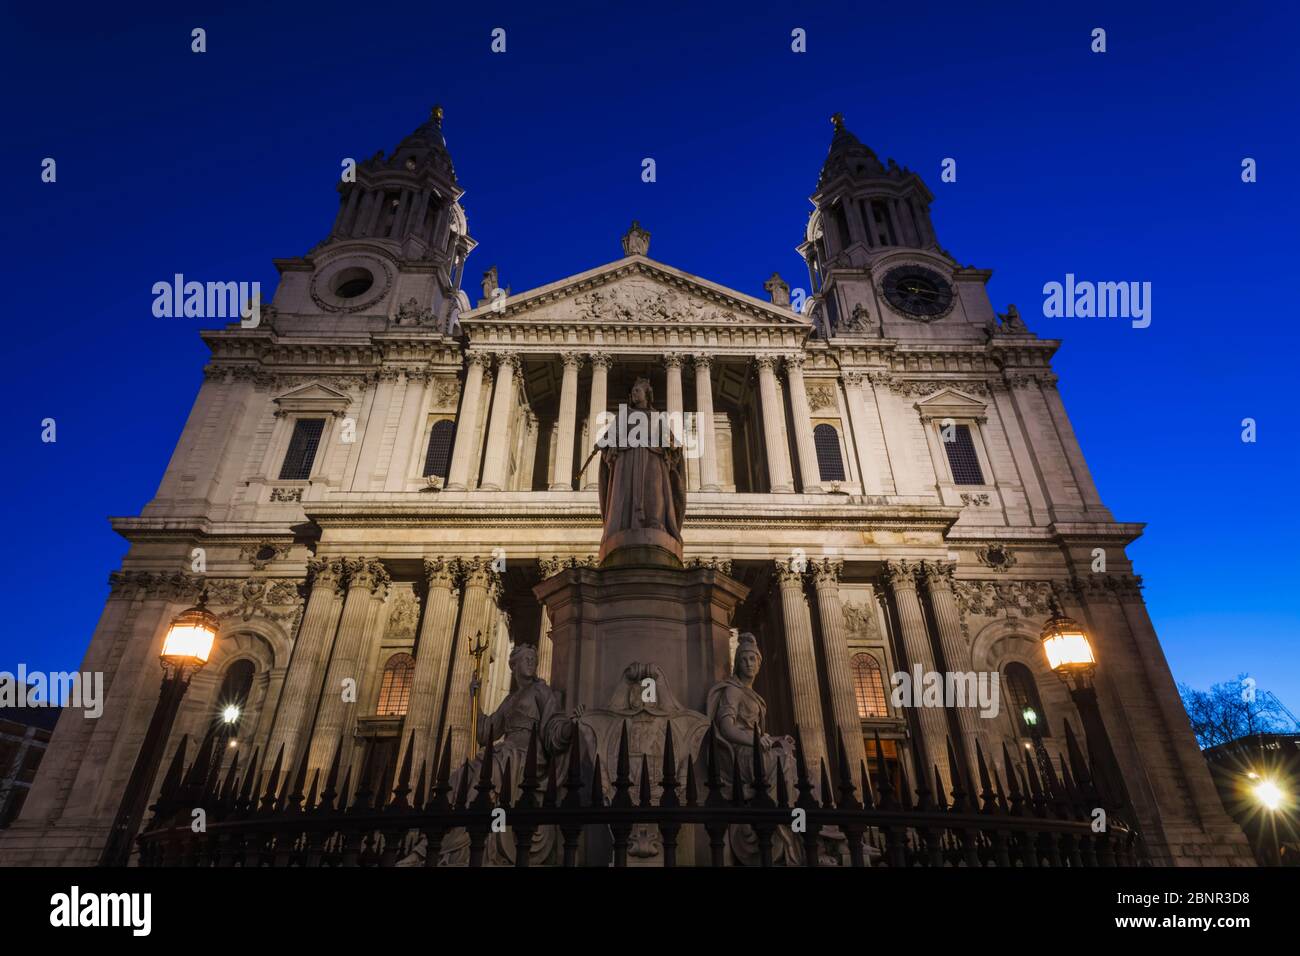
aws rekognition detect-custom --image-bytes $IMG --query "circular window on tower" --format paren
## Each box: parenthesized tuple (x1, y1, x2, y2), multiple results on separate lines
(332, 267, 374, 300)
(310, 255, 393, 313)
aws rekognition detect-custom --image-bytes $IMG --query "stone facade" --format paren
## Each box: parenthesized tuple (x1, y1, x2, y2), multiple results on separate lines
(0, 110, 1251, 866)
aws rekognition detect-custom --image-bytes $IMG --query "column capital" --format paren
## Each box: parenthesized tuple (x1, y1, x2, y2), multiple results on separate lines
(773, 558, 806, 587)
(588, 352, 614, 369)
(342, 557, 390, 594)
(422, 557, 458, 590)
(920, 560, 956, 591)
(783, 353, 807, 372)
(457, 556, 503, 596)
(662, 352, 684, 369)
(883, 559, 921, 591)
(307, 558, 345, 593)
(811, 557, 844, 587)
(841, 370, 865, 388)
(690, 353, 713, 371)
(493, 351, 521, 374)
(754, 354, 780, 373)
(560, 350, 585, 370)
(467, 351, 492, 369)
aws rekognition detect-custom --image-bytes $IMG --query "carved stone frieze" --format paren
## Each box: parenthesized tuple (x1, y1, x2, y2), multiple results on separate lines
(952, 580, 1057, 619)
(841, 600, 881, 640)
(975, 543, 1017, 572)
(685, 555, 734, 575)
(806, 384, 837, 412)
(537, 555, 599, 578)
(239, 541, 291, 570)
(386, 589, 420, 639)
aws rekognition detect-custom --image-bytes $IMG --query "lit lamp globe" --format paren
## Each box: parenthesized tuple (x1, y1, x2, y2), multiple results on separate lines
(161, 593, 218, 676)
(1022, 705, 1038, 728)
(1040, 600, 1096, 691)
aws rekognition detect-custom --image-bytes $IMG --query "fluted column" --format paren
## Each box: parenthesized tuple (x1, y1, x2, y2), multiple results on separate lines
(784, 354, 823, 493)
(479, 352, 520, 491)
(883, 560, 951, 788)
(810, 559, 866, 781)
(445, 352, 490, 490)
(405, 558, 460, 774)
(664, 353, 684, 415)
(775, 561, 827, 776)
(265, 559, 344, 772)
(307, 557, 390, 774)
(443, 558, 501, 767)
(920, 560, 982, 785)
(550, 351, 583, 490)
(692, 354, 720, 491)
(582, 353, 611, 490)
(756, 356, 795, 493)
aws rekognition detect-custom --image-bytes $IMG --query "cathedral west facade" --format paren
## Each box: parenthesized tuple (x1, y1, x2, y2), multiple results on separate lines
(0, 109, 1250, 866)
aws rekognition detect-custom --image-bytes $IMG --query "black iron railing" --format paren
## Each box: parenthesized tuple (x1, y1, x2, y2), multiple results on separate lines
(137, 719, 1144, 867)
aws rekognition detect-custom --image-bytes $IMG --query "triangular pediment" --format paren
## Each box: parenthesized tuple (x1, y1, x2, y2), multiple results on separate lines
(274, 383, 351, 402)
(272, 382, 352, 414)
(459, 255, 811, 330)
(913, 387, 987, 420)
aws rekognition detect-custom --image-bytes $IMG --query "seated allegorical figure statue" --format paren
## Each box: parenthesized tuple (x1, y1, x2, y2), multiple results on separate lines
(701, 632, 801, 864)
(702, 632, 796, 798)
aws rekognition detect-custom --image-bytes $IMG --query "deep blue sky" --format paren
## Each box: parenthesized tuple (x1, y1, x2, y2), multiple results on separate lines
(3, 2, 1297, 714)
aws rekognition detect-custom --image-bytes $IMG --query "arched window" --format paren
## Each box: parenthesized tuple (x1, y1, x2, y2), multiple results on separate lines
(214, 659, 255, 733)
(423, 420, 455, 479)
(376, 653, 416, 717)
(851, 653, 888, 718)
(814, 424, 847, 482)
(1004, 662, 1050, 737)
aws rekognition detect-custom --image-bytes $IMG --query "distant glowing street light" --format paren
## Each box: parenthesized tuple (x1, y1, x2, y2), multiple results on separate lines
(1253, 778, 1285, 812)
(221, 704, 241, 725)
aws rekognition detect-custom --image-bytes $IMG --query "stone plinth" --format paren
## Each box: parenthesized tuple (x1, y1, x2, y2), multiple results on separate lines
(534, 563, 748, 712)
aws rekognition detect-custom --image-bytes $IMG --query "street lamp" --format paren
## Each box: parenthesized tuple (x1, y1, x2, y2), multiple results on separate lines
(1039, 595, 1134, 824)
(99, 591, 218, 866)
(1021, 705, 1055, 786)
(1251, 776, 1288, 865)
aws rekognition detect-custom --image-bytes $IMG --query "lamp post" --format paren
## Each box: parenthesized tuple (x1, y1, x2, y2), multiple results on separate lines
(99, 592, 218, 867)
(1039, 595, 1134, 825)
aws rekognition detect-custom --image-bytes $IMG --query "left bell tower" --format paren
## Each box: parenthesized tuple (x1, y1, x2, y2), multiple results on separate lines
(268, 106, 476, 332)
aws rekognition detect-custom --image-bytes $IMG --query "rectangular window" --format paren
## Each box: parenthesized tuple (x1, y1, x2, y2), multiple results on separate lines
(871, 200, 896, 246)
(942, 423, 985, 485)
(422, 420, 454, 478)
(278, 418, 325, 480)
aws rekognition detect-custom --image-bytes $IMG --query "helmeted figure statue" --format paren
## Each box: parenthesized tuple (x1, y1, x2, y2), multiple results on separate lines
(701, 633, 801, 864)
(597, 376, 687, 564)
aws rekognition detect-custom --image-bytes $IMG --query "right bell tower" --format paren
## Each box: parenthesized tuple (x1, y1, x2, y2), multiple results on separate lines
(800, 113, 989, 342)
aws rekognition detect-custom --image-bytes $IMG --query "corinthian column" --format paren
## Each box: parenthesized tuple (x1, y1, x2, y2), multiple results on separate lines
(920, 560, 982, 786)
(692, 355, 720, 491)
(307, 557, 390, 774)
(444, 352, 489, 490)
(756, 356, 795, 493)
(404, 558, 460, 775)
(582, 353, 611, 490)
(664, 353, 684, 416)
(550, 351, 583, 490)
(810, 559, 865, 781)
(784, 354, 823, 493)
(883, 560, 951, 788)
(443, 558, 501, 767)
(480, 353, 520, 491)
(842, 371, 889, 496)
(775, 561, 827, 775)
(265, 559, 344, 772)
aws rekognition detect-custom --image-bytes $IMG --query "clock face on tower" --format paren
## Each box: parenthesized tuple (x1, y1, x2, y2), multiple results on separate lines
(882, 266, 955, 320)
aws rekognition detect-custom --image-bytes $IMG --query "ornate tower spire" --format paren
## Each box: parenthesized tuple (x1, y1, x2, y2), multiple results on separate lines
(798, 113, 940, 337)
